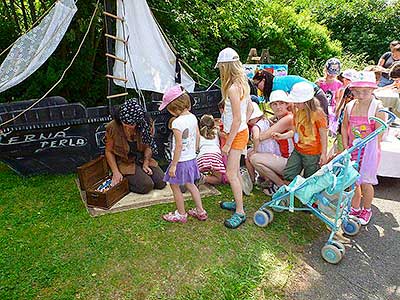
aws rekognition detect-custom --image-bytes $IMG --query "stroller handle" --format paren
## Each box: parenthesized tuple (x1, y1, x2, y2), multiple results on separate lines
(368, 109, 396, 130)
(378, 109, 397, 124)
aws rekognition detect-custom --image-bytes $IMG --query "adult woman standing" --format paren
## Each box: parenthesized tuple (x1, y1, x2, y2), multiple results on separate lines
(105, 99, 166, 194)
(252, 70, 329, 117)
(250, 90, 293, 194)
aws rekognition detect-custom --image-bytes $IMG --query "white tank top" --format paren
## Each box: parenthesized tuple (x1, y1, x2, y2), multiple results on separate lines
(223, 96, 249, 133)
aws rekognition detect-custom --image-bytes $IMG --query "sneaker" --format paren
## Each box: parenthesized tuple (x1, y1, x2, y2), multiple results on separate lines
(255, 175, 265, 187)
(358, 209, 372, 225)
(240, 167, 253, 196)
(162, 210, 188, 223)
(195, 174, 206, 187)
(188, 208, 208, 221)
(262, 184, 278, 196)
(349, 207, 362, 218)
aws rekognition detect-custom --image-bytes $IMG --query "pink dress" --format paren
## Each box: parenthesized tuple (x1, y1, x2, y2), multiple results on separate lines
(346, 99, 381, 185)
(317, 79, 343, 133)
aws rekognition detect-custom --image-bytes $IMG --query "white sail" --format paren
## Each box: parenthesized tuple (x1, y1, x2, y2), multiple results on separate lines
(0, 0, 77, 93)
(114, 0, 196, 94)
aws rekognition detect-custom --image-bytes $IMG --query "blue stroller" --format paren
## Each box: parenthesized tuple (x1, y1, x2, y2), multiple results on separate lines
(253, 109, 396, 264)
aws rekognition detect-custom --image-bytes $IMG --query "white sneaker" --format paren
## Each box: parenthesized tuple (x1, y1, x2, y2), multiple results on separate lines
(240, 167, 253, 196)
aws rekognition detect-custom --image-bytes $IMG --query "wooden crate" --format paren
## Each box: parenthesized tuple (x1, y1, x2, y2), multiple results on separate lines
(77, 156, 129, 209)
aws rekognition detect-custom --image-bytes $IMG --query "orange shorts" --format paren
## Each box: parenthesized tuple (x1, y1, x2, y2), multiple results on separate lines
(228, 129, 249, 150)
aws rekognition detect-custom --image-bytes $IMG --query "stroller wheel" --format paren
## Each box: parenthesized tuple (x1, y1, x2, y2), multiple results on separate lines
(321, 244, 343, 264)
(254, 210, 270, 227)
(330, 240, 346, 256)
(263, 208, 274, 224)
(342, 219, 360, 236)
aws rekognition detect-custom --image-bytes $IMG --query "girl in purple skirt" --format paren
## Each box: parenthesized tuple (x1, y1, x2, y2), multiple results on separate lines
(159, 85, 208, 223)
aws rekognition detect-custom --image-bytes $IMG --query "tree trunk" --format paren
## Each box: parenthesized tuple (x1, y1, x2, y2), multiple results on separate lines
(19, 0, 30, 30)
(27, 0, 37, 22)
(9, 0, 22, 33)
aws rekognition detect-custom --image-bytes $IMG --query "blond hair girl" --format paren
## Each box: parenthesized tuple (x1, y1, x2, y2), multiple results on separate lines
(273, 82, 328, 181)
(215, 47, 250, 229)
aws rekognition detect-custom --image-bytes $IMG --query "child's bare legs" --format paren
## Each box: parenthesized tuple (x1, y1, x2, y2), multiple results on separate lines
(361, 183, 374, 209)
(226, 149, 245, 214)
(204, 172, 222, 185)
(185, 183, 206, 213)
(170, 184, 186, 214)
(245, 149, 256, 182)
(351, 185, 362, 209)
(251, 153, 286, 187)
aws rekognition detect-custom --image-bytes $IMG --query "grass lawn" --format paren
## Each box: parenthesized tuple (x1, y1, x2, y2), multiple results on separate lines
(0, 163, 326, 300)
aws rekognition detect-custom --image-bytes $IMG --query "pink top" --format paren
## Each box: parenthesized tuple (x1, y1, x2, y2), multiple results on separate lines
(317, 79, 343, 108)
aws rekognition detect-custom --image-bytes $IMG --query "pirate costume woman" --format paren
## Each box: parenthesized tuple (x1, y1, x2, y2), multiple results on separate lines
(105, 99, 166, 194)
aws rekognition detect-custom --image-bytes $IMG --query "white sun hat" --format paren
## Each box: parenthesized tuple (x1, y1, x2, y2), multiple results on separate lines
(269, 90, 289, 103)
(287, 82, 315, 103)
(249, 101, 264, 120)
(348, 71, 378, 89)
(215, 47, 240, 68)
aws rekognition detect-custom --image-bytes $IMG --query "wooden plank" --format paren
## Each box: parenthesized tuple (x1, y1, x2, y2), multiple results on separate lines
(106, 53, 127, 63)
(106, 74, 128, 82)
(105, 33, 127, 43)
(106, 92, 129, 99)
(103, 11, 124, 21)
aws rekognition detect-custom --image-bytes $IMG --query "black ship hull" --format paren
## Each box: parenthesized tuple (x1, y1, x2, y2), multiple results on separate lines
(0, 90, 221, 176)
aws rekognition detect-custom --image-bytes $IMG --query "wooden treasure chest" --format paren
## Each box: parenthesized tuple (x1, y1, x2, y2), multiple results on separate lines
(77, 156, 129, 209)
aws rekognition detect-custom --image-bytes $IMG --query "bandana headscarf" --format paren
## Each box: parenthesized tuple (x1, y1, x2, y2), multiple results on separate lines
(119, 99, 158, 154)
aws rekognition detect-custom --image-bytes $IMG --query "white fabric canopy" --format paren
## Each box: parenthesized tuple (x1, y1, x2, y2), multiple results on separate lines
(114, 0, 195, 94)
(0, 0, 77, 93)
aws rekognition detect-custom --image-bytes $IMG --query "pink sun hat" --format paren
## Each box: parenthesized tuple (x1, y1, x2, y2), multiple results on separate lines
(159, 85, 186, 111)
(348, 71, 378, 89)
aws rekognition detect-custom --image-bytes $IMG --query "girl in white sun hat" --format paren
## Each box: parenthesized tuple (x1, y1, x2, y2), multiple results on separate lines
(215, 47, 251, 229)
(341, 71, 385, 226)
(272, 82, 328, 182)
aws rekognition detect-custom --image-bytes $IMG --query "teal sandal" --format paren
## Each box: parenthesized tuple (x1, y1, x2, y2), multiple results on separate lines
(224, 212, 246, 229)
(219, 201, 246, 212)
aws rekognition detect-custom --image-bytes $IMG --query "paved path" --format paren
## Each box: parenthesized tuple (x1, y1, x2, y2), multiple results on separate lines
(288, 176, 400, 300)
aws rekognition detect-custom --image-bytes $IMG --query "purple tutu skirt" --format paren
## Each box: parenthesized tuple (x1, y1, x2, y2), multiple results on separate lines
(163, 158, 200, 185)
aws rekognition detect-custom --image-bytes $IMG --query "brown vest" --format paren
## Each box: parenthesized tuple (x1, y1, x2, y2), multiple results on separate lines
(105, 120, 158, 175)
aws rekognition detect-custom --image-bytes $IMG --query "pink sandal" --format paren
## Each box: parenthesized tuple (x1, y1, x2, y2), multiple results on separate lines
(188, 208, 208, 221)
(162, 210, 188, 223)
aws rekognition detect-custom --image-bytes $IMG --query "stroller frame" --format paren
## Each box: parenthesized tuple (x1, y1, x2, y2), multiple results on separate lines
(254, 109, 396, 264)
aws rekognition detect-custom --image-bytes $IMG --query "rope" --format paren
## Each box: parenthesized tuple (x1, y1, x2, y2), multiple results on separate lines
(0, 0, 100, 128)
(0, 1, 58, 58)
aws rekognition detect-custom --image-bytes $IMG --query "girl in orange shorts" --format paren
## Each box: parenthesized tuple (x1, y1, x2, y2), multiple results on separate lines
(215, 47, 250, 229)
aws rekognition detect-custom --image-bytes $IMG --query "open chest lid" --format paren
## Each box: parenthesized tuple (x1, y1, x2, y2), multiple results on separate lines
(77, 155, 109, 190)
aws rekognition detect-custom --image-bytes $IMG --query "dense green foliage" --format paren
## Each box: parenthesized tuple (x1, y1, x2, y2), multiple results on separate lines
(0, 0, 398, 106)
(289, 0, 400, 63)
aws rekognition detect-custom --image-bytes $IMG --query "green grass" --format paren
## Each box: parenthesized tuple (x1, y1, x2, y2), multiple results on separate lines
(0, 163, 326, 300)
